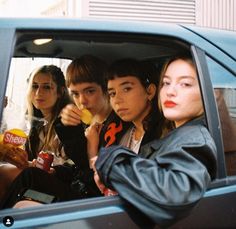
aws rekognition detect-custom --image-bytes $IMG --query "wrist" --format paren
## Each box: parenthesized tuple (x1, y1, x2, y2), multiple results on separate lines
(89, 156, 98, 170)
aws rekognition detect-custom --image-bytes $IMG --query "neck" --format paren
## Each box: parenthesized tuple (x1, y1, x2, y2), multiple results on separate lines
(132, 122, 144, 140)
(94, 102, 112, 123)
(41, 109, 52, 121)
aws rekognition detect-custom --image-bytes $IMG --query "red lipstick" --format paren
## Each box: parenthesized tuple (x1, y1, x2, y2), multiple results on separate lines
(164, 100, 176, 108)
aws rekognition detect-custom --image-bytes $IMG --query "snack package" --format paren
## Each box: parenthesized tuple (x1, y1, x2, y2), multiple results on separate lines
(1, 128, 27, 149)
(81, 108, 93, 125)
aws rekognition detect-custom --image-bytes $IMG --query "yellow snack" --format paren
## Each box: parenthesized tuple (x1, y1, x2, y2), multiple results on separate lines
(0, 134, 3, 143)
(81, 109, 93, 125)
(3, 128, 27, 148)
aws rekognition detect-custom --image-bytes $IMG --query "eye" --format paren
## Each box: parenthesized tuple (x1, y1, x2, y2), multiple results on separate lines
(70, 91, 79, 98)
(179, 81, 192, 87)
(32, 84, 39, 90)
(43, 85, 52, 90)
(108, 91, 115, 98)
(162, 81, 170, 87)
(85, 89, 96, 95)
(180, 83, 191, 87)
(123, 86, 132, 92)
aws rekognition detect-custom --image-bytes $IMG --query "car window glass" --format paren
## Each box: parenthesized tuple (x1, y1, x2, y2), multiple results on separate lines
(206, 56, 236, 176)
(0, 57, 70, 134)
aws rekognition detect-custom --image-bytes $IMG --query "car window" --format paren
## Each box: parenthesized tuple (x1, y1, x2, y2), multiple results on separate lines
(207, 55, 236, 176)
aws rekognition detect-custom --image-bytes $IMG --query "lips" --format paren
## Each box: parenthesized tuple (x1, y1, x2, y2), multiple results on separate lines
(164, 100, 177, 108)
(116, 108, 129, 115)
(36, 99, 45, 103)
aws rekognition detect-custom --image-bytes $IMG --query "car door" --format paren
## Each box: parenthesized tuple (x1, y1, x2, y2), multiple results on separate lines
(1, 20, 236, 229)
(169, 45, 236, 228)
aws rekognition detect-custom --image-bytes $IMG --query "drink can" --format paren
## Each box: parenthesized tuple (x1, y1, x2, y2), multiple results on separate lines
(36, 151, 54, 172)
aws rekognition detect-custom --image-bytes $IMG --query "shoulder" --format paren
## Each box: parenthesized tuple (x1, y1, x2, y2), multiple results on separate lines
(174, 119, 216, 150)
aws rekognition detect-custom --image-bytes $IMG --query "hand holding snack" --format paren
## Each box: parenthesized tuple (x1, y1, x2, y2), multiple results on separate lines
(60, 104, 93, 126)
(0, 143, 28, 168)
(60, 104, 83, 126)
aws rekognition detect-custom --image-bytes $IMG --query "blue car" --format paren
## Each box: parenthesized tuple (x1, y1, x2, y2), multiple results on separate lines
(0, 18, 236, 228)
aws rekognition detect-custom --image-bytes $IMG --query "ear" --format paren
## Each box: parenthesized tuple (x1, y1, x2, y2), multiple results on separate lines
(58, 86, 65, 98)
(146, 83, 156, 101)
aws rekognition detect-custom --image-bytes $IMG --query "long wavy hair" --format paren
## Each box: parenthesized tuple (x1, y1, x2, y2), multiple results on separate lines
(27, 65, 71, 155)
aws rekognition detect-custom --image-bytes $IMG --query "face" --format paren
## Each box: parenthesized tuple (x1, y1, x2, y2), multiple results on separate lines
(160, 59, 204, 127)
(31, 73, 59, 115)
(108, 76, 154, 123)
(69, 82, 107, 116)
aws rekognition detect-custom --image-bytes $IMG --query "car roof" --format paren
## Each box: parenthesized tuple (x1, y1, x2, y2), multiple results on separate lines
(1, 17, 235, 72)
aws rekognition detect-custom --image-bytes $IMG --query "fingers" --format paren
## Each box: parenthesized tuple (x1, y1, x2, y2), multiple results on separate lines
(60, 104, 83, 126)
(85, 123, 103, 135)
(94, 172, 106, 194)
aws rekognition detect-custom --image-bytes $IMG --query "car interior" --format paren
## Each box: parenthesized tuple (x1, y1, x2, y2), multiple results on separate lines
(1, 28, 236, 204)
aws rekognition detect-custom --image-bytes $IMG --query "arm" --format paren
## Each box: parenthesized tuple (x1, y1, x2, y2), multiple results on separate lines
(95, 126, 217, 226)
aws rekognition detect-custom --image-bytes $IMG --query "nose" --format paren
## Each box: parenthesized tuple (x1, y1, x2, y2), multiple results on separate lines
(35, 86, 43, 95)
(166, 84, 177, 97)
(113, 92, 123, 105)
(78, 93, 87, 107)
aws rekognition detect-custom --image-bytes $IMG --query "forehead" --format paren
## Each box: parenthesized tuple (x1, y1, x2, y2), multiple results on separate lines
(33, 73, 54, 83)
(165, 59, 196, 79)
(69, 82, 101, 91)
(108, 76, 140, 88)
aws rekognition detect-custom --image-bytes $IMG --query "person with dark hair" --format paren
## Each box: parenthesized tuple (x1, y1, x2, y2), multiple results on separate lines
(0, 55, 130, 208)
(0, 56, 165, 209)
(0, 65, 71, 202)
(91, 55, 217, 227)
(85, 58, 166, 195)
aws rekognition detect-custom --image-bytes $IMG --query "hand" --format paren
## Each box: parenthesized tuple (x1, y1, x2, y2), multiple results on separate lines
(85, 122, 102, 142)
(0, 143, 28, 169)
(60, 104, 83, 126)
(48, 167, 55, 174)
(85, 123, 103, 160)
(28, 159, 36, 167)
(94, 170, 106, 194)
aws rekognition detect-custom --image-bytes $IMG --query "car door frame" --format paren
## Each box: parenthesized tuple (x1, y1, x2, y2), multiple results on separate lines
(0, 28, 16, 119)
(1, 26, 236, 229)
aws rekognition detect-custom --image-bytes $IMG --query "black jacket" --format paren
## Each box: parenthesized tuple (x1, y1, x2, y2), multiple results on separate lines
(95, 117, 217, 227)
(54, 110, 131, 196)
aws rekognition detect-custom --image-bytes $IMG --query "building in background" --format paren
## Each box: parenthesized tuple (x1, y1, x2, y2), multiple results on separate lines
(0, 0, 235, 31)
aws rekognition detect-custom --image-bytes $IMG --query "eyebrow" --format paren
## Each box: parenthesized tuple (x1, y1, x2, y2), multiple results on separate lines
(108, 81, 134, 91)
(163, 75, 196, 80)
(70, 86, 96, 93)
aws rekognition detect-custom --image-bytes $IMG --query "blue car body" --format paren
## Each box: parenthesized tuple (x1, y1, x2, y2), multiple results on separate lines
(0, 18, 236, 228)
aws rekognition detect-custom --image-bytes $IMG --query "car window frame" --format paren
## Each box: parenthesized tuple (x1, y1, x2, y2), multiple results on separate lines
(0, 28, 15, 120)
(191, 45, 227, 180)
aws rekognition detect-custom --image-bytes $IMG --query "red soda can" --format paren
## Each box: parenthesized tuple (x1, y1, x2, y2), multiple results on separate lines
(36, 151, 54, 172)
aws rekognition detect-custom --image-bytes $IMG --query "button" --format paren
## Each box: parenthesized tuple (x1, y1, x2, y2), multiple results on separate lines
(2, 216, 14, 227)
